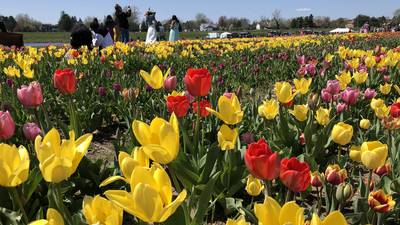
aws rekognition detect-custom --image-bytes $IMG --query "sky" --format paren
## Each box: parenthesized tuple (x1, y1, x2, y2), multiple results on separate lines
(0, 0, 399, 24)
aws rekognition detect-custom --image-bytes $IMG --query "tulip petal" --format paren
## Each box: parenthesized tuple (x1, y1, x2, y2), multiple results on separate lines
(310, 213, 322, 225)
(169, 113, 179, 134)
(142, 145, 173, 164)
(130, 166, 158, 190)
(158, 123, 179, 163)
(47, 208, 64, 225)
(152, 163, 172, 205)
(105, 190, 137, 217)
(361, 151, 383, 170)
(132, 120, 152, 145)
(28, 219, 49, 225)
(254, 197, 281, 225)
(279, 201, 303, 225)
(100, 176, 128, 187)
(158, 189, 187, 222)
(0, 161, 11, 186)
(40, 156, 72, 183)
(322, 211, 347, 225)
(132, 183, 163, 222)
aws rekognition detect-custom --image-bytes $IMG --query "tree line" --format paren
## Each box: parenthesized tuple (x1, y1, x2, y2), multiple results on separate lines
(2, 8, 400, 32)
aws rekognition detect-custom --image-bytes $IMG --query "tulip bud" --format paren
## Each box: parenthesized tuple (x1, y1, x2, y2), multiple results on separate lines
(383, 75, 391, 83)
(336, 183, 353, 202)
(325, 164, 347, 185)
(17, 82, 44, 108)
(23, 122, 41, 141)
(240, 132, 254, 145)
(336, 103, 348, 114)
(0, 111, 15, 140)
(98, 86, 106, 97)
(113, 83, 122, 92)
(364, 88, 377, 100)
(299, 133, 305, 145)
(374, 163, 391, 176)
(163, 76, 177, 93)
(359, 119, 371, 130)
(6, 79, 13, 87)
(245, 175, 264, 196)
(307, 93, 318, 110)
(311, 171, 323, 188)
(341, 88, 360, 105)
(321, 88, 333, 102)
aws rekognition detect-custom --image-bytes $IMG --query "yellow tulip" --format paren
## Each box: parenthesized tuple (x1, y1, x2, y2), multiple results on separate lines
(34, 129, 93, 183)
(139, 65, 169, 89)
(349, 145, 362, 162)
(206, 93, 243, 125)
(348, 58, 359, 69)
(315, 107, 330, 126)
(360, 119, 371, 130)
(28, 208, 64, 225)
(289, 105, 309, 122)
(379, 83, 392, 95)
(245, 175, 264, 196)
(352, 71, 368, 84)
(217, 125, 238, 151)
(275, 82, 297, 103)
(132, 113, 179, 164)
(336, 71, 352, 90)
(3, 66, 21, 78)
(331, 122, 353, 146)
(100, 148, 149, 186)
(294, 78, 312, 95)
(374, 105, 390, 119)
(0, 144, 29, 187)
(83, 195, 123, 225)
(324, 54, 334, 63)
(310, 211, 348, 225)
(370, 98, 385, 111)
(226, 216, 250, 225)
(104, 163, 187, 223)
(255, 197, 304, 225)
(365, 56, 376, 68)
(258, 99, 279, 120)
(360, 141, 388, 170)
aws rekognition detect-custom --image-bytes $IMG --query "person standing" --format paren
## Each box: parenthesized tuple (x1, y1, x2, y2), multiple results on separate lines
(115, 4, 132, 43)
(105, 15, 115, 42)
(145, 10, 157, 44)
(169, 15, 181, 42)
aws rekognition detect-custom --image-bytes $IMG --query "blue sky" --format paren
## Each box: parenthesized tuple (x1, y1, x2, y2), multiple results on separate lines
(0, 0, 398, 24)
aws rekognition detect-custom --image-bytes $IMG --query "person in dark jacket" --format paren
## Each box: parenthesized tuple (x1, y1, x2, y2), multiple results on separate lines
(115, 4, 132, 43)
(105, 15, 115, 41)
(70, 24, 92, 50)
(0, 21, 7, 32)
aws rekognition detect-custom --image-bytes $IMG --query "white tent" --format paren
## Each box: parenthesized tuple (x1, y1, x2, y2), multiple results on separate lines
(220, 32, 231, 39)
(329, 28, 351, 33)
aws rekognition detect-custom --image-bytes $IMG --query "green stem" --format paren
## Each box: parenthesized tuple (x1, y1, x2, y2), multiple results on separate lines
(68, 96, 78, 136)
(194, 97, 201, 155)
(40, 104, 52, 132)
(9, 188, 29, 224)
(316, 186, 322, 216)
(377, 213, 383, 225)
(285, 189, 293, 202)
(51, 183, 73, 225)
(365, 170, 373, 198)
(264, 180, 271, 198)
(33, 108, 45, 136)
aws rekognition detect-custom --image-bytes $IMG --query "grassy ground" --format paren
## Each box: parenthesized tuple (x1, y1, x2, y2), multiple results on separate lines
(20, 29, 331, 43)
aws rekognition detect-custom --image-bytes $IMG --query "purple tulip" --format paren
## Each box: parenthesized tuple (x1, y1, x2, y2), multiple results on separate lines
(6, 79, 13, 87)
(341, 88, 360, 105)
(240, 132, 254, 145)
(364, 88, 377, 100)
(23, 122, 41, 141)
(326, 80, 341, 95)
(113, 83, 122, 92)
(98, 86, 106, 97)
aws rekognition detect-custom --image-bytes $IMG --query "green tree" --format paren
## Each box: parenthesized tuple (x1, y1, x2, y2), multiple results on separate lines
(58, 11, 76, 31)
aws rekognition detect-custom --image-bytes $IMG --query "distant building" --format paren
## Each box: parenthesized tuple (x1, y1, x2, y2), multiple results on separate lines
(200, 23, 217, 32)
(256, 23, 261, 30)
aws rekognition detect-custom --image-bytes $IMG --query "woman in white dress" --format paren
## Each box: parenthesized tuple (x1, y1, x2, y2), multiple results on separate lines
(145, 11, 157, 44)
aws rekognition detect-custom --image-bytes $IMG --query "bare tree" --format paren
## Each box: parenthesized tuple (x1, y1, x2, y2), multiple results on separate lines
(272, 9, 282, 29)
(394, 8, 400, 17)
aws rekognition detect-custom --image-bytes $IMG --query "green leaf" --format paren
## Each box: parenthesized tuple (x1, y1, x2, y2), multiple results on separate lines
(22, 168, 43, 203)
(199, 144, 220, 184)
(193, 172, 220, 225)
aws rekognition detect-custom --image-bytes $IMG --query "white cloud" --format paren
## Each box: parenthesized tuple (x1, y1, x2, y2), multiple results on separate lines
(296, 8, 312, 12)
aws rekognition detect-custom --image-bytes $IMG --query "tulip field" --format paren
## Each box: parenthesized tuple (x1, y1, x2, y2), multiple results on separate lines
(1, 32, 400, 225)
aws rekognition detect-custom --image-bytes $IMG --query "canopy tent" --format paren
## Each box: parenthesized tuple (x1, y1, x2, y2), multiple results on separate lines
(329, 28, 351, 33)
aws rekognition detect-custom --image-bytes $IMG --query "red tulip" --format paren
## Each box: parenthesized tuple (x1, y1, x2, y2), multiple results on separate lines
(17, 81, 43, 108)
(280, 157, 311, 192)
(53, 69, 76, 94)
(192, 100, 211, 118)
(0, 111, 15, 140)
(183, 68, 212, 97)
(166, 95, 190, 118)
(390, 102, 400, 118)
(244, 139, 281, 180)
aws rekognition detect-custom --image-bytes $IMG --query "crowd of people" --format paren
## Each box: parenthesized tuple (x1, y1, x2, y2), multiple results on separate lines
(69, 4, 181, 50)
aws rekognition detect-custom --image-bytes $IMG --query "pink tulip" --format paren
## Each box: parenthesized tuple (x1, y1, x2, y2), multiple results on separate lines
(0, 111, 15, 140)
(163, 76, 177, 93)
(364, 88, 377, 100)
(23, 122, 41, 141)
(297, 55, 306, 65)
(297, 66, 306, 76)
(306, 64, 316, 76)
(383, 75, 391, 83)
(336, 103, 348, 114)
(321, 88, 333, 102)
(17, 82, 43, 108)
(326, 80, 341, 94)
(341, 88, 360, 105)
